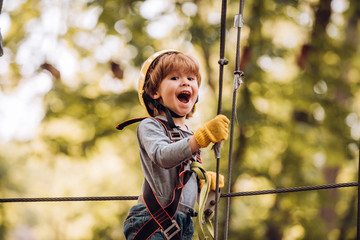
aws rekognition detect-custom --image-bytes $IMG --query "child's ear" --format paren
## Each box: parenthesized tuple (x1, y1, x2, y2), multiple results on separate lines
(153, 91, 161, 99)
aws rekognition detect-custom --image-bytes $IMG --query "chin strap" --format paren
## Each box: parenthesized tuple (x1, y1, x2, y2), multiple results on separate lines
(142, 93, 184, 129)
(142, 92, 199, 130)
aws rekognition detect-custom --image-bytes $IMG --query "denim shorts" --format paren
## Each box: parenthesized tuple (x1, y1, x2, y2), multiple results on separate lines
(123, 204, 194, 240)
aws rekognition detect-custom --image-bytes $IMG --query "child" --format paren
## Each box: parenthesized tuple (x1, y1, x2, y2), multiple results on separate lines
(122, 50, 229, 240)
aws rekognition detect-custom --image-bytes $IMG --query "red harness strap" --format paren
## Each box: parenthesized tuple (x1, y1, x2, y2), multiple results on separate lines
(133, 162, 193, 240)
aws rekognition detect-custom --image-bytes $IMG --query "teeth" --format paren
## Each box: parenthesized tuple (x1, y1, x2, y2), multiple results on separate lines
(180, 91, 190, 96)
(178, 91, 191, 103)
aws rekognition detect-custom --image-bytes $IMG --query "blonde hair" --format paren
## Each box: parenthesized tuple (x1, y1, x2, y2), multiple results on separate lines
(143, 52, 201, 118)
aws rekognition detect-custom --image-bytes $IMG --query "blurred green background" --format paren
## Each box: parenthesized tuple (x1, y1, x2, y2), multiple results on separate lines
(0, 0, 359, 239)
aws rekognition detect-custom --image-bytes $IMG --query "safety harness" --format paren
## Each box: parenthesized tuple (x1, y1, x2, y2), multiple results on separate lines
(117, 117, 200, 240)
(137, 161, 192, 240)
(117, 117, 216, 240)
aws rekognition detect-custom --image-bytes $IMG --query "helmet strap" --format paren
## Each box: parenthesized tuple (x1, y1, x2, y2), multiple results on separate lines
(142, 93, 184, 129)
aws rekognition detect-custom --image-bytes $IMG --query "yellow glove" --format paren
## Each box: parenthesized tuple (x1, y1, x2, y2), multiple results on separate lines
(199, 171, 224, 191)
(194, 114, 230, 148)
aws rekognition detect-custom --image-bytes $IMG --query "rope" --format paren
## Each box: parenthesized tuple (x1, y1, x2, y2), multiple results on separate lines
(212, 0, 229, 238)
(223, 0, 245, 239)
(0, 196, 138, 203)
(216, 0, 228, 116)
(0, 182, 357, 203)
(221, 182, 358, 198)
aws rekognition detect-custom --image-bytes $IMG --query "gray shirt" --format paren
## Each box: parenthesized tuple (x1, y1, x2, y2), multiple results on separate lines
(136, 116, 198, 214)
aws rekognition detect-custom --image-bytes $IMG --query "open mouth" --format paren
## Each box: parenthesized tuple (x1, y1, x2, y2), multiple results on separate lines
(177, 91, 191, 103)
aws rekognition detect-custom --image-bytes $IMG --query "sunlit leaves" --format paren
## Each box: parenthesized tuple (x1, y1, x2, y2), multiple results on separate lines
(0, 0, 359, 239)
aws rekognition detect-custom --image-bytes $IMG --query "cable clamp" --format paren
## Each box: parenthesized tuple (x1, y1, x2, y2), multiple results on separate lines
(218, 58, 229, 66)
(234, 71, 244, 90)
(234, 14, 243, 28)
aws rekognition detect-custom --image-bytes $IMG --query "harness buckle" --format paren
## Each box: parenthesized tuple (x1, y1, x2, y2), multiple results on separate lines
(161, 220, 180, 240)
(168, 130, 182, 141)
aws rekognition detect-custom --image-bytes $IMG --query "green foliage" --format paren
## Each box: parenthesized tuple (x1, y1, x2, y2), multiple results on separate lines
(0, 0, 359, 239)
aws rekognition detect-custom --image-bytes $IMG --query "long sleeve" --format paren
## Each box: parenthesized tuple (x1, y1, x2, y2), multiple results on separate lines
(135, 116, 198, 211)
(137, 117, 193, 169)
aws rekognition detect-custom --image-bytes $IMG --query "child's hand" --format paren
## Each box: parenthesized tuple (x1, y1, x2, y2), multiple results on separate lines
(199, 171, 224, 191)
(194, 114, 230, 148)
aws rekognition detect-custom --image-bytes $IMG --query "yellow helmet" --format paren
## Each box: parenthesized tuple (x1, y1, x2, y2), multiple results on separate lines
(117, 49, 197, 131)
(138, 49, 200, 119)
(138, 49, 180, 116)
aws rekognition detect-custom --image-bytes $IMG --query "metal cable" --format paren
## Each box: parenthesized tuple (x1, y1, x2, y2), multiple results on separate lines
(0, 196, 139, 203)
(221, 182, 358, 198)
(224, 0, 245, 239)
(0, 182, 357, 203)
(213, 0, 229, 238)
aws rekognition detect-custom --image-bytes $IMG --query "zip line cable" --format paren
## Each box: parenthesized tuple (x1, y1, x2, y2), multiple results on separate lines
(224, 0, 245, 239)
(212, 0, 229, 238)
(0, 182, 357, 203)
(221, 182, 358, 197)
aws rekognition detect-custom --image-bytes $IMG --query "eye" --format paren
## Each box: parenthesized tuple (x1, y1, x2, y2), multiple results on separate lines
(170, 76, 179, 80)
(187, 77, 195, 81)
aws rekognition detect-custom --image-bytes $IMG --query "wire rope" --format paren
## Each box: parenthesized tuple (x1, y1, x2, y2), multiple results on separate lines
(213, 0, 229, 238)
(0, 182, 357, 203)
(223, 0, 245, 239)
(221, 182, 358, 198)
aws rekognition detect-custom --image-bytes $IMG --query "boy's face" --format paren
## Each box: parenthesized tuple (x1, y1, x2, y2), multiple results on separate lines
(153, 70, 199, 117)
